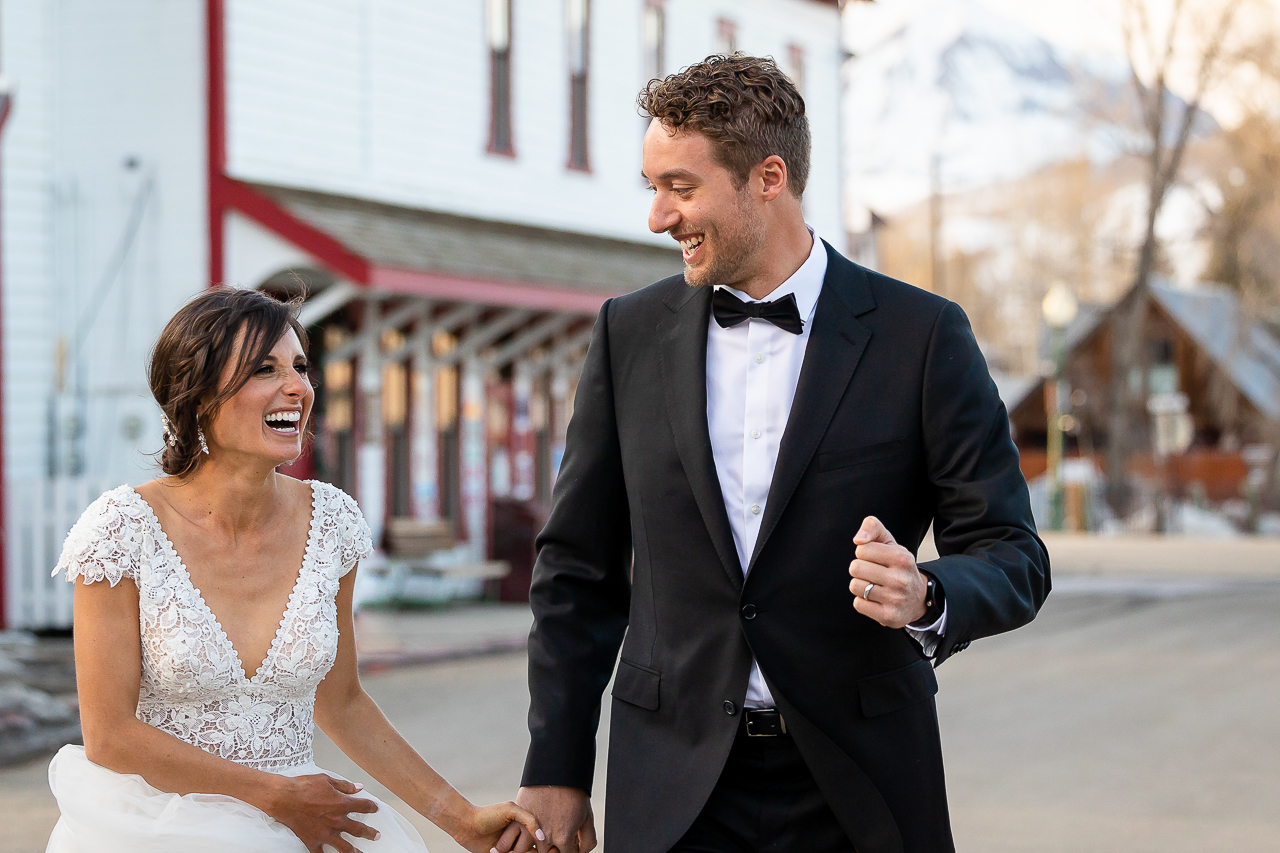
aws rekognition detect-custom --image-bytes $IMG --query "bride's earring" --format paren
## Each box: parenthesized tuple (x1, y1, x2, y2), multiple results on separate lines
(160, 413, 177, 448)
(198, 426, 209, 455)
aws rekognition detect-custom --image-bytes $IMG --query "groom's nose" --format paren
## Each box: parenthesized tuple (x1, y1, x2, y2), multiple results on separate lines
(649, 191, 680, 235)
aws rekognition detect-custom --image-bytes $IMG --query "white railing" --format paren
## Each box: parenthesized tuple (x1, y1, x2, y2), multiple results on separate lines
(5, 477, 104, 630)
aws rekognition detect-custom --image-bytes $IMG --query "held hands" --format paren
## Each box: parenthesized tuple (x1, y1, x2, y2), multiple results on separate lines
(513, 786, 597, 853)
(267, 773, 380, 853)
(269, 775, 544, 853)
(849, 516, 929, 629)
(451, 800, 544, 853)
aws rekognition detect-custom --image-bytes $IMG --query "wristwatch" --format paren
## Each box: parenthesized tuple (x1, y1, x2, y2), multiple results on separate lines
(920, 572, 945, 625)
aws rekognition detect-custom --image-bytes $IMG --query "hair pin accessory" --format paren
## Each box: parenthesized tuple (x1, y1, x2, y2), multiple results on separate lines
(160, 412, 177, 448)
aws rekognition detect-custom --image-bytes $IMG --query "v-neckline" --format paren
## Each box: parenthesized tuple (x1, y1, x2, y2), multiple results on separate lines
(129, 481, 322, 684)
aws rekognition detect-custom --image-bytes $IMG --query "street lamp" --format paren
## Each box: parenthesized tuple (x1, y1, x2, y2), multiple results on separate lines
(1042, 281, 1078, 531)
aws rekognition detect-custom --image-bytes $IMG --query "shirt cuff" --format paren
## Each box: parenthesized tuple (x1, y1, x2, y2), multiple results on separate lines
(905, 602, 948, 658)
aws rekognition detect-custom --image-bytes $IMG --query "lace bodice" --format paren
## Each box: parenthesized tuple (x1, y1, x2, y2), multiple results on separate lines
(54, 481, 372, 772)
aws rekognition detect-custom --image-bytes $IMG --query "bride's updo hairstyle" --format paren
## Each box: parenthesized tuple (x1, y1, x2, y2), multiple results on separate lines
(149, 287, 309, 478)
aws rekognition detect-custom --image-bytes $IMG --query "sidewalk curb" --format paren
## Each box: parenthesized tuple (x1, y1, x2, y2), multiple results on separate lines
(357, 636, 529, 674)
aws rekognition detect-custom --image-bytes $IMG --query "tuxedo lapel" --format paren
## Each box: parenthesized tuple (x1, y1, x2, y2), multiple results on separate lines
(748, 244, 876, 573)
(658, 281, 743, 587)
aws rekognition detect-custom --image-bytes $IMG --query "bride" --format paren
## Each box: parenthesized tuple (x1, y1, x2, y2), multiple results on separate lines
(46, 288, 542, 853)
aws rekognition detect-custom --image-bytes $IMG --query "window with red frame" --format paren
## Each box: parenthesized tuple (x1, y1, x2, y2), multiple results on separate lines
(487, 0, 514, 155)
(567, 0, 590, 171)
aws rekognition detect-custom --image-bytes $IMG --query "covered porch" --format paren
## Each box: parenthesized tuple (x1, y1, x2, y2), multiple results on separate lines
(228, 181, 680, 601)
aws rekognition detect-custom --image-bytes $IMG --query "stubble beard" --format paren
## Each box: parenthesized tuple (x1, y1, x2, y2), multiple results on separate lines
(681, 188, 768, 289)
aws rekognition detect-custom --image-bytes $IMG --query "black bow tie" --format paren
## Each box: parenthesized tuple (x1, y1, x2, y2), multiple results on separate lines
(711, 288, 805, 335)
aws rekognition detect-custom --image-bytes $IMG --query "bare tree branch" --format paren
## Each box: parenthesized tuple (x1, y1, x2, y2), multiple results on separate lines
(1156, 0, 1244, 197)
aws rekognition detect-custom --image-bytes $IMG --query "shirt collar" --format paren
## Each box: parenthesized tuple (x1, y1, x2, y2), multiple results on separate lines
(717, 226, 827, 324)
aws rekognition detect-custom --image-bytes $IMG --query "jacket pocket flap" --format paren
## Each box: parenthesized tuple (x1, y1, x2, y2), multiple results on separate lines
(858, 659, 938, 717)
(817, 438, 909, 472)
(612, 659, 661, 711)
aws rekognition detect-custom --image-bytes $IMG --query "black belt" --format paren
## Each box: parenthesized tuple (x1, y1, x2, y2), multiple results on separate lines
(743, 708, 787, 737)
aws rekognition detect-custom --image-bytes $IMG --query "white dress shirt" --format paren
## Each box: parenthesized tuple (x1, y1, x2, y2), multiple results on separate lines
(705, 228, 946, 709)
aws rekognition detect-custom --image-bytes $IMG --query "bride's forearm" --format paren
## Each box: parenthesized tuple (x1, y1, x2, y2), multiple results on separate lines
(316, 690, 473, 835)
(85, 717, 288, 813)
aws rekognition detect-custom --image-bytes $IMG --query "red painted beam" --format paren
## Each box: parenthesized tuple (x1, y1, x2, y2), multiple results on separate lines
(371, 266, 606, 314)
(207, 0, 226, 287)
(222, 180, 372, 285)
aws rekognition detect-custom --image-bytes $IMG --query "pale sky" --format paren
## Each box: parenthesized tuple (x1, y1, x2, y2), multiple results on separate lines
(971, 0, 1126, 54)
(939, 0, 1278, 127)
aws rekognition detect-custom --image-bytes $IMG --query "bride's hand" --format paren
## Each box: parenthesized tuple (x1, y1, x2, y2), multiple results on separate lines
(450, 801, 543, 853)
(267, 773, 381, 853)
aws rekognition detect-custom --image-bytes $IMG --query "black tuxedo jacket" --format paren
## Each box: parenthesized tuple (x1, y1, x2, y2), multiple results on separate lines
(521, 243, 1049, 853)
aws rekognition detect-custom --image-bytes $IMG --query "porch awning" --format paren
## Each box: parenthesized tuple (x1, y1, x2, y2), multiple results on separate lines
(229, 179, 683, 315)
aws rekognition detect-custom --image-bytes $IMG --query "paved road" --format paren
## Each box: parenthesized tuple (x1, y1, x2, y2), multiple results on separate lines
(8, 584, 1280, 852)
(937, 584, 1280, 851)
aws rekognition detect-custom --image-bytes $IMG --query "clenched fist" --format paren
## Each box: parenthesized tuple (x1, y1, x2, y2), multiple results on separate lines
(847, 516, 929, 629)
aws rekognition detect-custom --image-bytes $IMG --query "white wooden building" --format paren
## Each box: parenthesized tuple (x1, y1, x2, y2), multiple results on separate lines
(0, 0, 844, 629)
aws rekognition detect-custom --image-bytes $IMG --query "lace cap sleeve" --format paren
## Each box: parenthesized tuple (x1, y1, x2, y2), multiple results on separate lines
(320, 485, 373, 578)
(54, 486, 147, 587)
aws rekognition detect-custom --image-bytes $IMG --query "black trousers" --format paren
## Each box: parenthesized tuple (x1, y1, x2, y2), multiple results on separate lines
(668, 718, 856, 853)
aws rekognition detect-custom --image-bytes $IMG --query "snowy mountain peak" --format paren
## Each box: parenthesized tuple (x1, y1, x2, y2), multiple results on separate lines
(844, 0, 1122, 217)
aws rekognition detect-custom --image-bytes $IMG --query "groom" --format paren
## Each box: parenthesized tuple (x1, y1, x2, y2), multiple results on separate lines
(516, 55, 1049, 853)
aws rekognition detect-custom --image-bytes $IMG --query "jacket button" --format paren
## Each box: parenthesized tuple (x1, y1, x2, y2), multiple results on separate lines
(741, 604, 757, 620)
(723, 700, 737, 716)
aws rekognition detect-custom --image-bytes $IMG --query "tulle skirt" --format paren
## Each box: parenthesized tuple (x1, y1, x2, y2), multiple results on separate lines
(45, 745, 430, 852)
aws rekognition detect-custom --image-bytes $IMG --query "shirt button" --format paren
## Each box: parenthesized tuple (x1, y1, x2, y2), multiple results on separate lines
(750, 504, 761, 515)
(724, 700, 738, 716)
(750, 429, 760, 439)
(741, 603, 757, 620)
(754, 353, 764, 364)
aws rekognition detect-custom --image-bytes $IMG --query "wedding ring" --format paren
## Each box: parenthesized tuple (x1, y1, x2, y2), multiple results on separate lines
(863, 582, 875, 601)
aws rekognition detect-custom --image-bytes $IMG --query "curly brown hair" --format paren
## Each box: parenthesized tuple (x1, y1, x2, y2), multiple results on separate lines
(149, 287, 310, 478)
(639, 53, 811, 196)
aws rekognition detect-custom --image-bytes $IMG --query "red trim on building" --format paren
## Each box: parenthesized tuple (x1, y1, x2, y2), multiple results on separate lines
(223, 181, 372, 284)
(205, 1, 369, 289)
(370, 267, 605, 314)
(207, 0, 227, 287)
(219, 181, 608, 316)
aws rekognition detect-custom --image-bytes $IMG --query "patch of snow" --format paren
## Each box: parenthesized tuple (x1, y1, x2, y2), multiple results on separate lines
(1168, 502, 1240, 537)
(1257, 513, 1280, 537)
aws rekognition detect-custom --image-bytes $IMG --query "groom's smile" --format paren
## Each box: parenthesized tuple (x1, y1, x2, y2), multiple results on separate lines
(677, 232, 705, 263)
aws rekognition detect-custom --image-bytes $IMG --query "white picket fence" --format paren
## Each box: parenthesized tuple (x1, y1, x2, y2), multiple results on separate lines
(5, 477, 104, 630)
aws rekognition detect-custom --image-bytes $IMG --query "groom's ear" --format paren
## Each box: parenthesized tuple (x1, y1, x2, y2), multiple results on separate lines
(757, 154, 789, 203)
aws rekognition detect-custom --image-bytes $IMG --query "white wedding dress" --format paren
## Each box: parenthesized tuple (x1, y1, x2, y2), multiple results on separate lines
(45, 481, 431, 852)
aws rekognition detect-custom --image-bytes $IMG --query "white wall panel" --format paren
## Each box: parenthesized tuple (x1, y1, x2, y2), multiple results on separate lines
(227, 0, 366, 179)
(50, 0, 206, 487)
(2, 0, 57, 484)
(2, 0, 207, 626)
(2, 0, 206, 488)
